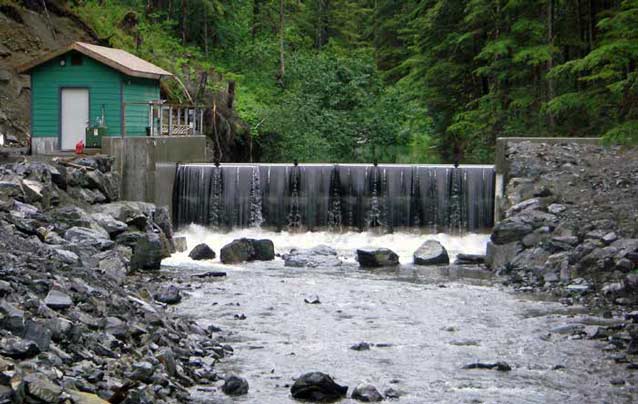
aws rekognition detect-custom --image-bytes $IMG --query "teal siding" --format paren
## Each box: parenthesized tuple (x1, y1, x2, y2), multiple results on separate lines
(123, 77, 160, 136)
(31, 53, 122, 138)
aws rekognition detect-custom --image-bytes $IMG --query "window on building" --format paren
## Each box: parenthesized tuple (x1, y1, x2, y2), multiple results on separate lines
(71, 54, 82, 66)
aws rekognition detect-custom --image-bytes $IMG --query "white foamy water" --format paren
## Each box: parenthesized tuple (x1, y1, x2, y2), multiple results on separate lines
(163, 224, 490, 266)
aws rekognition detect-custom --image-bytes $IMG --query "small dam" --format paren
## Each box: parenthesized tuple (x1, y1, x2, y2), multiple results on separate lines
(172, 164, 495, 232)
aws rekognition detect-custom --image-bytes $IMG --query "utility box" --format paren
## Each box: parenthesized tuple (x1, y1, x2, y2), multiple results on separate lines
(85, 125, 107, 148)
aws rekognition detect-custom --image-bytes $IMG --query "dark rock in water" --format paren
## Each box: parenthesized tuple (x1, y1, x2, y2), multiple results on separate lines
(463, 361, 511, 371)
(174, 236, 188, 253)
(222, 375, 249, 396)
(192, 271, 227, 278)
(413, 240, 449, 265)
(352, 383, 384, 402)
(189, 243, 216, 260)
(291, 372, 348, 402)
(491, 220, 533, 245)
(220, 238, 275, 264)
(304, 295, 321, 304)
(130, 232, 165, 270)
(44, 289, 73, 310)
(454, 254, 486, 265)
(221, 239, 254, 264)
(252, 239, 275, 261)
(284, 245, 342, 268)
(350, 342, 371, 351)
(154, 285, 182, 305)
(356, 248, 399, 268)
(384, 388, 400, 399)
(0, 336, 40, 359)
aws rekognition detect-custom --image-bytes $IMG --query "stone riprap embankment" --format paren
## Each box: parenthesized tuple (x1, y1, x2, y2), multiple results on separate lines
(487, 141, 638, 353)
(0, 156, 227, 403)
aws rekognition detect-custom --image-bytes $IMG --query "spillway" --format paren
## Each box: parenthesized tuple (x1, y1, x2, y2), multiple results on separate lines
(172, 164, 495, 233)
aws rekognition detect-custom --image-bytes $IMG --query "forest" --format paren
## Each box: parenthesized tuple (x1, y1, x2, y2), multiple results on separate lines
(70, 0, 638, 163)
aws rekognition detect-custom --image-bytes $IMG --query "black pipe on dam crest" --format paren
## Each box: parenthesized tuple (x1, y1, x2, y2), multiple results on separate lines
(172, 163, 495, 233)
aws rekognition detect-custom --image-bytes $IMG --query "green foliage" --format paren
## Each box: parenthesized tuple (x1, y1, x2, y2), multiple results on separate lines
(70, 0, 638, 162)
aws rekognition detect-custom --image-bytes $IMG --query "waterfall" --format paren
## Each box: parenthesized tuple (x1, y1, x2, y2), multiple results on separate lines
(173, 163, 495, 233)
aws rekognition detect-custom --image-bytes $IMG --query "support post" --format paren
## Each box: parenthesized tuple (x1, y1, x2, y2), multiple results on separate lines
(159, 106, 164, 136)
(148, 103, 153, 136)
(168, 107, 173, 136)
(199, 108, 204, 136)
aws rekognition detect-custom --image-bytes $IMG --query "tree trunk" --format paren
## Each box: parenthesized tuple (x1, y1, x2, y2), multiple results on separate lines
(547, 0, 556, 128)
(203, 11, 209, 56)
(181, 0, 187, 44)
(278, 0, 285, 85)
(316, 0, 329, 49)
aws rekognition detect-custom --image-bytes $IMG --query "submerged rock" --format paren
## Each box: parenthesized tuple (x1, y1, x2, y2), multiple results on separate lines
(284, 245, 342, 268)
(350, 342, 371, 351)
(352, 383, 384, 402)
(413, 240, 449, 265)
(189, 243, 216, 260)
(463, 361, 511, 371)
(356, 248, 399, 268)
(222, 375, 249, 396)
(291, 372, 348, 402)
(454, 254, 486, 265)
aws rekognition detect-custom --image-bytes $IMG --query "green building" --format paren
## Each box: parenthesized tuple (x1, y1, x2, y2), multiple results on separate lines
(19, 42, 173, 154)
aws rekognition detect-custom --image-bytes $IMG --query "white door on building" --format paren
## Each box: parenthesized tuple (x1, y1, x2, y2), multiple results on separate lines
(60, 88, 89, 150)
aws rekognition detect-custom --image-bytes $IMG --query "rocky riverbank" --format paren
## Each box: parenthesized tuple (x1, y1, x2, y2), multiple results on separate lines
(487, 141, 638, 361)
(0, 156, 225, 403)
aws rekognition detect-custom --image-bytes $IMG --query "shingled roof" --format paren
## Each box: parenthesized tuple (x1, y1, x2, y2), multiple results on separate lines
(19, 42, 173, 80)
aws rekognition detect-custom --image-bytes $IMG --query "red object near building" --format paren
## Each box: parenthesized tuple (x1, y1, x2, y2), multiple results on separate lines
(75, 140, 85, 155)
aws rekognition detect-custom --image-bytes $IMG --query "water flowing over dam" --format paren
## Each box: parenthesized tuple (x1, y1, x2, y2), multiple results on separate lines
(172, 164, 495, 232)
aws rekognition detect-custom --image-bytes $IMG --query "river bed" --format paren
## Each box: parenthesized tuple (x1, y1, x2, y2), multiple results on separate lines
(163, 226, 636, 403)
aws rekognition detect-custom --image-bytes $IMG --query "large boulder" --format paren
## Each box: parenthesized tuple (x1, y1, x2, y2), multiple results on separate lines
(189, 243, 215, 260)
(50, 206, 94, 230)
(130, 232, 166, 270)
(252, 239, 275, 261)
(356, 248, 399, 268)
(290, 372, 348, 402)
(221, 239, 254, 264)
(485, 241, 522, 270)
(491, 220, 533, 245)
(98, 201, 156, 229)
(64, 226, 113, 250)
(91, 213, 127, 237)
(413, 240, 449, 265)
(220, 238, 275, 264)
(283, 245, 342, 268)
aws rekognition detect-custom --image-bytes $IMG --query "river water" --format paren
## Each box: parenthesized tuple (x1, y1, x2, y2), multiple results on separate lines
(163, 226, 636, 403)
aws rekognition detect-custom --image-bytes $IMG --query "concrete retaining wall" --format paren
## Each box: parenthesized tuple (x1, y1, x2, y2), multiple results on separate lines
(102, 136, 206, 210)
